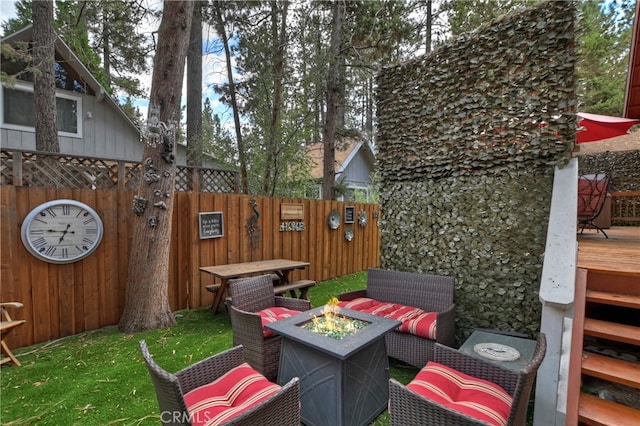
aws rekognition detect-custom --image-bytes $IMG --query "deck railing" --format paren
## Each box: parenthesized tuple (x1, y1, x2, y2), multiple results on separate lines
(611, 191, 640, 223)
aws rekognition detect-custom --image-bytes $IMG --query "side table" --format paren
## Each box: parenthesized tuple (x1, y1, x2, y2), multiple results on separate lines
(459, 330, 537, 372)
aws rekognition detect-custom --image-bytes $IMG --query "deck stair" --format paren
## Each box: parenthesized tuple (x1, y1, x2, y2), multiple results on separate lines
(576, 273, 640, 426)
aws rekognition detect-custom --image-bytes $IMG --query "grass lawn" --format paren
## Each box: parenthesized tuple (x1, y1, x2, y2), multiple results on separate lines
(0, 271, 418, 425)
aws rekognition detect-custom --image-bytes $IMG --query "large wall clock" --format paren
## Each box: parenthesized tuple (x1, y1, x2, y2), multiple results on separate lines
(21, 199, 104, 264)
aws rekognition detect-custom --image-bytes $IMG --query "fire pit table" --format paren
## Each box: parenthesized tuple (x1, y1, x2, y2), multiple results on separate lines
(265, 306, 400, 426)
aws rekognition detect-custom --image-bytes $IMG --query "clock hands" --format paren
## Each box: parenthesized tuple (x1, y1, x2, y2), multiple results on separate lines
(43, 225, 76, 242)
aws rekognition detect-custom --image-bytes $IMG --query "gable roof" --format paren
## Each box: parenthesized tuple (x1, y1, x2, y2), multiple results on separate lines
(304, 137, 375, 179)
(1, 24, 140, 134)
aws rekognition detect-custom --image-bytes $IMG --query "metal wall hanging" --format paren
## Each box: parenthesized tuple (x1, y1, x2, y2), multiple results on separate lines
(358, 210, 368, 227)
(280, 222, 305, 231)
(132, 195, 148, 216)
(328, 209, 341, 229)
(345, 226, 354, 241)
(246, 199, 262, 248)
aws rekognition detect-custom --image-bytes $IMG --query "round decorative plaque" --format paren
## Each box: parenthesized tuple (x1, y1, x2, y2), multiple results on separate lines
(328, 209, 341, 229)
(473, 343, 520, 361)
(345, 227, 354, 241)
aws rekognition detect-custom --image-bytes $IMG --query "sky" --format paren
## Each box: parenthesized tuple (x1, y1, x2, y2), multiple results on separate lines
(0, 0, 232, 124)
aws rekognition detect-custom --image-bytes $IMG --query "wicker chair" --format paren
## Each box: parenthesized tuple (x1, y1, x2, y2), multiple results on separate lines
(139, 341, 300, 426)
(577, 173, 610, 238)
(338, 268, 455, 368)
(389, 333, 546, 426)
(227, 275, 311, 380)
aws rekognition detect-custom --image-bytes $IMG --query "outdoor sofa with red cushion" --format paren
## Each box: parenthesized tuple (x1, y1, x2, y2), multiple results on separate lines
(338, 268, 455, 368)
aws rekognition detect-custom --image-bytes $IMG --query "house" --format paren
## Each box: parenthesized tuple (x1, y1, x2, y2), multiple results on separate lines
(1, 25, 197, 167)
(304, 136, 376, 202)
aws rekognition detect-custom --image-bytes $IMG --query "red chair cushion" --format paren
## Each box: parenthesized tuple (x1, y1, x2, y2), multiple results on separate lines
(406, 361, 513, 426)
(258, 307, 302, 337)
(339, 297, 438, 339)
(184, 362, 280, 425)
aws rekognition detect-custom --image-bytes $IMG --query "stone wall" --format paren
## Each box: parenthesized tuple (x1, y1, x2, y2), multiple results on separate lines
(375, 1, 577, 340)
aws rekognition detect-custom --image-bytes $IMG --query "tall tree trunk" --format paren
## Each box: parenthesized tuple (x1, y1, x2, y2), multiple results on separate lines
(263, 0, 288, 195)
(213, 1, 248, 193)
(187, 1, 203, 167)
(118, 0, 194, 333)
(425, 0, 432, 54)
(102, 7, 112, 87)
(32, 0, 59, 154)
(322, 0, 344, 200)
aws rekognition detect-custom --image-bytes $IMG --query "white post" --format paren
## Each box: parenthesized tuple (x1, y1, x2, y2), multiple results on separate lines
(534, 157, 578, 426)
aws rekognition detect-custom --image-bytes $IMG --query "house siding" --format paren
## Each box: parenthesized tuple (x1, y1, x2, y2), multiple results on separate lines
(1, 91, 142, 161)
(342, 149, 373, 187)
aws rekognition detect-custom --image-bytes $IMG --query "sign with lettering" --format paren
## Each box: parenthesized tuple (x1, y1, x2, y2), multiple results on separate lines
(198, 212, 224, 239)
(344, 206, 355, 224)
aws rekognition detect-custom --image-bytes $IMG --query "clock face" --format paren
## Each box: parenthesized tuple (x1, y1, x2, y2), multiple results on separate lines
(21, 199, 104, 264)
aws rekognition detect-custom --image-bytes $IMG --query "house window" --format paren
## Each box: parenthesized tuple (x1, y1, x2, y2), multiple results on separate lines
(1, 84, 82, 137)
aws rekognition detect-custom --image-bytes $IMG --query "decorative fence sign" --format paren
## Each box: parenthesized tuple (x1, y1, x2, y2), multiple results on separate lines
(199, 212, 224, 239)
(344, 206, 355, 224)
(281, 203, 304, 220)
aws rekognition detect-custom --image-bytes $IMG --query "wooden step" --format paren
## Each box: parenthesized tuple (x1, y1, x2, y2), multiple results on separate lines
(583, 318, 640, 346)
(578, 392, 640, 426)
(586, 289, 640, 309)
(582, 352, 640, 389)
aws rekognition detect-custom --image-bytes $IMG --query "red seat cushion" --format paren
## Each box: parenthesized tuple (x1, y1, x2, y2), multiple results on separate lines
(258, 307, 302, 337)
(339, 297, 438, 340)
(184, 362, 280, 425)
(406, 361, 513, 426)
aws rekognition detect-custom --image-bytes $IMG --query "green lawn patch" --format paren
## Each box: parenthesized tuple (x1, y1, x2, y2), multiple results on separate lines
(1, 271, 417, 425)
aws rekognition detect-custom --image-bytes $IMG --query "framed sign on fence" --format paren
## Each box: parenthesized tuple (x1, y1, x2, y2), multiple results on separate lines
(344, 206, 355, 224)
(199, 212, 224, 239)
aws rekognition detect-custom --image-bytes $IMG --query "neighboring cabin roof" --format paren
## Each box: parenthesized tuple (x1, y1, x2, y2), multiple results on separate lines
(1, 24, 140, 135)
(305, 138, 375, 180)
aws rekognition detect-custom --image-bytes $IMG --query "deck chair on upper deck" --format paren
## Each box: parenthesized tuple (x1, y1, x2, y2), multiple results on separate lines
(1, 302, 26, 366)
(577, 173, 610, 238)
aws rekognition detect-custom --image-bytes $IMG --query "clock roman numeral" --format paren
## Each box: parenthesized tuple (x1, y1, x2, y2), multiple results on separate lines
(31, 237, 47, 249)
(44, 208, 57, 217)
(83, 218, 96, 226)
(43, 246, 56, 256)
(61, 205, 71, 215)
(61, 248, 69, 258)
(82, 237, 95, 245)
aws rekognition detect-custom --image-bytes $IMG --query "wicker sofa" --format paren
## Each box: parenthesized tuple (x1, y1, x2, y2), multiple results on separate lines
(338, 268, 455, 368)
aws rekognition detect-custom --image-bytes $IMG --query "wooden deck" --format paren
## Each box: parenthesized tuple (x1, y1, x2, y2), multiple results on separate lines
(577, 226, 640, 276)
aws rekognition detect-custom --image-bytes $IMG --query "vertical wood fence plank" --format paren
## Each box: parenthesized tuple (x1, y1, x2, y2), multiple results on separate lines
(76, 189, 100, 331)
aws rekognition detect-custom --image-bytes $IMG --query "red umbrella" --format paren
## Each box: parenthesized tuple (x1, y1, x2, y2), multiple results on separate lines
(576, 112, 640, 143)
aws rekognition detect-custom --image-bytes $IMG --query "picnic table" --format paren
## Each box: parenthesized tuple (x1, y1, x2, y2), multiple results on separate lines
(200, 259, 311, 314)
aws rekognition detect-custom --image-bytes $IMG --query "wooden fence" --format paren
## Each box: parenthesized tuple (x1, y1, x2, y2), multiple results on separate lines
(0, 186, 380, 348)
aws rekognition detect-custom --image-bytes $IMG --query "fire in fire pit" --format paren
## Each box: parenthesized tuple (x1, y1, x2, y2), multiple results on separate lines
(302, 297, 368, 339)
